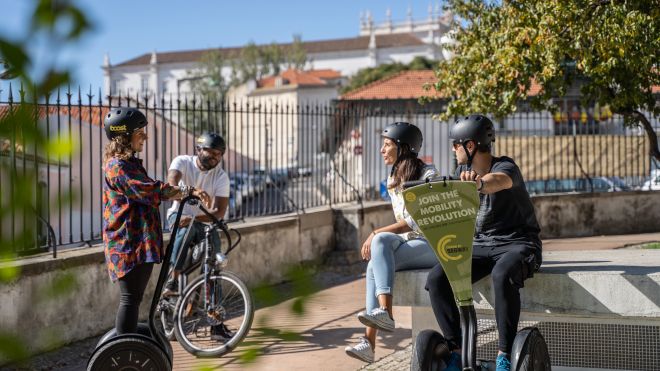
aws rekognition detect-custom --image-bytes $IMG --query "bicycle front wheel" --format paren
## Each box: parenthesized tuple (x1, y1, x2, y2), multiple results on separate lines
(174, 271, 254, 357)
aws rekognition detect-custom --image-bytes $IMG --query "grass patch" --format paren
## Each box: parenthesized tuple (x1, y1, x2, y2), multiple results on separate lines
(641, 242, 660, 249)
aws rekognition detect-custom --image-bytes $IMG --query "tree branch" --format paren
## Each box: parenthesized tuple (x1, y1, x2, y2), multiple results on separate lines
(632, 110, 660, 162)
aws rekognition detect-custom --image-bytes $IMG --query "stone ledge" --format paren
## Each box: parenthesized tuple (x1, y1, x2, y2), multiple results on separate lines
(394, 250, 660, 318)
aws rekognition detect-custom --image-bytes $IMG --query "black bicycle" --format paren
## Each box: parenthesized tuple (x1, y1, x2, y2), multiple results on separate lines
(157, 198, 254, 357)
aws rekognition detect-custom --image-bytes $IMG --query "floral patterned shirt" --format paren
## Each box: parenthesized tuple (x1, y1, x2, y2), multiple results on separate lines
(102, 156, 175, 282)
(387, 164, 440, 240)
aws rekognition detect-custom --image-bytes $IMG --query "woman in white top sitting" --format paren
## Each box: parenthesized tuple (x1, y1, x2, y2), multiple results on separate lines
(345, 122, 440, 363)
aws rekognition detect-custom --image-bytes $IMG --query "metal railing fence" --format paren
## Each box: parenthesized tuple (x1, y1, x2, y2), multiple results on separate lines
(1, 84, 658, 255)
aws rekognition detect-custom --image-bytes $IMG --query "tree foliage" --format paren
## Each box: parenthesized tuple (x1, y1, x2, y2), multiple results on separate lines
(0, 0, 90, 364)
(341, 56, 437, 94)
(427, 0, 660, 159)
(187, 35, 310, 98)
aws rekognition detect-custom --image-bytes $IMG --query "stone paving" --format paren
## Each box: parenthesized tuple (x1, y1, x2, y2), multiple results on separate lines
(359, 344, 412, 371)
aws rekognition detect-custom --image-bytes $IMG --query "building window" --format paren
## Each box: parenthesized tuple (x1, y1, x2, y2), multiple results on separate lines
(141, 75, 149, 93)
(111, 79, 120, 95)
(161, 80, 168, 94)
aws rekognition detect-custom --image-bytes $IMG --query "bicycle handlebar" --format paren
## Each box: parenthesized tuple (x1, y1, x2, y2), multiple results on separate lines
(402, 175, 456, 190)
(185, 197, 242, 255)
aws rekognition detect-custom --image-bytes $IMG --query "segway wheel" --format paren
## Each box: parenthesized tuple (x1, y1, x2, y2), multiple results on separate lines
(94, 323, 153, 349)
(87, 334, 172, 371)
(411, 329, 451, 371)
(510, 327, 551, 371)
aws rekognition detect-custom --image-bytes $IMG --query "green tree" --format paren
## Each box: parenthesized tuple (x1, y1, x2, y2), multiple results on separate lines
(341, 56, 437, 94)
(186, 49, 231, 99)
(426, 0, 660, 160)
(190, 35, 310, 97)
(0, 0, 90, 364)
(284, 34, 309, 71)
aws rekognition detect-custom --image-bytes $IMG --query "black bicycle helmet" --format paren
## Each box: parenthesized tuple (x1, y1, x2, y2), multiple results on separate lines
(195, 132, 226, 152)
(104, 107, 148, 140)
(450, 114, 495, 147)
(381, 122, 423, 154)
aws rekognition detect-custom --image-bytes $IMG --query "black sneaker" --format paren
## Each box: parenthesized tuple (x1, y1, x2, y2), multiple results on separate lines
(162, 278, 179, 296)
(210, 323, 234, 341)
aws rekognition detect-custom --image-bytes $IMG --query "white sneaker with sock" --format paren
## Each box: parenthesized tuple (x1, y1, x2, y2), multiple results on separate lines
(357, 307, 395, 332)
(344, 336, 374, 363)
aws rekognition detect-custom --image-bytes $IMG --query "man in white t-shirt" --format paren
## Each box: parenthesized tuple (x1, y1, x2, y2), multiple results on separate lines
(163, 133, 229, 316)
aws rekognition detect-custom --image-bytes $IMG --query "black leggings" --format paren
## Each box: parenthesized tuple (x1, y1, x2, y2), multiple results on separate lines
(425, 243, 539, 353)
(116, 263, 154, 335)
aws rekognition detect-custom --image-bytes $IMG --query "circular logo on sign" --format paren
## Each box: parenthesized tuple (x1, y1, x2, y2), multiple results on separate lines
(405, 192, 416, 202)
(437, 234, 466, 262)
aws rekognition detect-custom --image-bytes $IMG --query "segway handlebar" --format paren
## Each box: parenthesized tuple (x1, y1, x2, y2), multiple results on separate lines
(402, 175, 455, 190)
(150, 194, 198, 348)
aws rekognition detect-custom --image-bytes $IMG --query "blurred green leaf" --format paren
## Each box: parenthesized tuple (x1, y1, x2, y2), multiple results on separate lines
(0, 332, 29, 363)
(0, 40, 29, 77)
(0, 261, 21, 282)
(238, 347, 260, 363)
(194, 363, 217, 371)
(63, 6, 91, 39)
(38, 70, 71, 95)
(33, 0, 59, 29)
(252, 283, 279, 307)
(46, 134, 74, 158)
(39, 272, 78, 301)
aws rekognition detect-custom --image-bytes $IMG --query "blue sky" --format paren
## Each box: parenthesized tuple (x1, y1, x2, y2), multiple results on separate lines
(1, 0, 439, 89)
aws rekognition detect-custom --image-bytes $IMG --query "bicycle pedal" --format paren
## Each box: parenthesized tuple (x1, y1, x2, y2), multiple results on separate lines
(162, 289, 179, 297)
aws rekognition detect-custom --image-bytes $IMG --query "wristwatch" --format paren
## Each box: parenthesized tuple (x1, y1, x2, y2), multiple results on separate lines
(477, 179, 486, 192)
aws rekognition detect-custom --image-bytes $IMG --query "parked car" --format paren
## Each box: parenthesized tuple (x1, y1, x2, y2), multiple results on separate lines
(231, 174, 254, 200)
(297, 167, 313, 177)
(641, 170, 660, 191)
(229, 179, 243, 210)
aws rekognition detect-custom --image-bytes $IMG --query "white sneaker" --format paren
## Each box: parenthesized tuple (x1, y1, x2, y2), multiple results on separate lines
(344, 336, 374, 363)
(357, 308, 395, 332)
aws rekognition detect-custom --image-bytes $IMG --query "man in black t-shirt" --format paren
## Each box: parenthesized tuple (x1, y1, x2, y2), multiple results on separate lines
(425, 114, 542, 371)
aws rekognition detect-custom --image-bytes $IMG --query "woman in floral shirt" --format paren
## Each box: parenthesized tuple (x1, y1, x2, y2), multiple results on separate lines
(102, 107, 210, 335)
(345, 122, 439, 363)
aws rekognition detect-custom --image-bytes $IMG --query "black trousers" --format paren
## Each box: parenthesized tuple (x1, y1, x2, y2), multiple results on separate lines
(425, 243, 539, 354)
(116, 263, 154, 334)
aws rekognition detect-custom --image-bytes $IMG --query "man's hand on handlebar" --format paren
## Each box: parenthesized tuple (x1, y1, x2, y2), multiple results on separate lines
(460, 170, 483, 190)
(192, 189, 211, 208)
(178, 216, 192, 227)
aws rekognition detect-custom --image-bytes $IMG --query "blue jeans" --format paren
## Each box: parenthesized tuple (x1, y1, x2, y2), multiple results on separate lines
(167, 214, 221, 272)
(365, 232, 437, 313)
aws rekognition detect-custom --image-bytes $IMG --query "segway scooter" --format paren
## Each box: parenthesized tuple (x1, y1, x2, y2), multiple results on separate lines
(402, 177, 551, 371)
(87, 196, 197, 371)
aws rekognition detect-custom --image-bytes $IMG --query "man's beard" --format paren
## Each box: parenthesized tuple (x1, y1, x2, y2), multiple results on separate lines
(198, 155, 219, 170)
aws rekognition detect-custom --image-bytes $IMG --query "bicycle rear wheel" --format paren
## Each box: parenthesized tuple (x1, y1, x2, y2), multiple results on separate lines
(174, 271, 253, 357)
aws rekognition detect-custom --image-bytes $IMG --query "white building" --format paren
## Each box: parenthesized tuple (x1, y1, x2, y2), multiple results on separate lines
(102, 7, 454, 102)
(224, 69, 343, 172)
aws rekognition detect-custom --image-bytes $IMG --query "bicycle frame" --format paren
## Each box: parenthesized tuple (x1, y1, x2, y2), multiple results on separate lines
(190, 200, 242, 322)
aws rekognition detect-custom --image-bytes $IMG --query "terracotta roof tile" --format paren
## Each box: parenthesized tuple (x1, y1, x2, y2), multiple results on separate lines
(114, 34, 424, 67)
(306, 69, 342, 80)
(340, 71, 554, 100)
(258, 69, 340, 88)
(0, 105, 110, 127)
(340, 70, 439, 100)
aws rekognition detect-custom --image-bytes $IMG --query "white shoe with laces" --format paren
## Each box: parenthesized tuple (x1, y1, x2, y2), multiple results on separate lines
(344, 336, 374, 363)
(357, 307, 395, 332)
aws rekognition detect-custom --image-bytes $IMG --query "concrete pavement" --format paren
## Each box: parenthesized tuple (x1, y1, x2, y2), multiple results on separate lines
(172, 274, 412, 371)
(3, 232, 659, 371)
